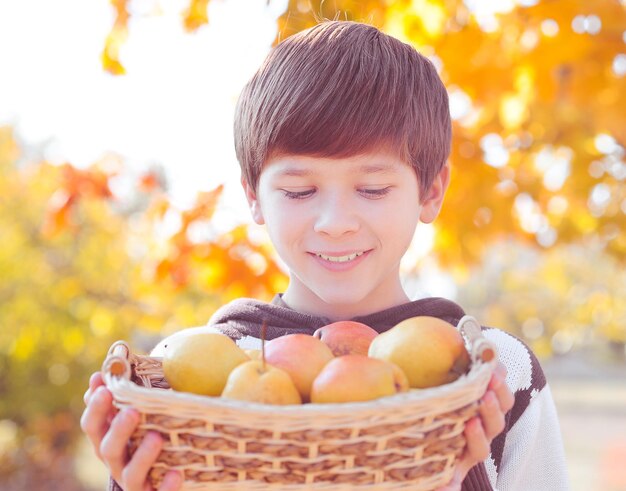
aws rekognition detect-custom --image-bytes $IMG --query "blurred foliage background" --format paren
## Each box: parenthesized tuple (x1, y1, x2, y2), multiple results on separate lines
(0, 0, 625, 490)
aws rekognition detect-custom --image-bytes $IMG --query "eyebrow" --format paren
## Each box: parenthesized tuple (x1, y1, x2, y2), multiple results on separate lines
(276, 167, 312, 177)
(359, 163, 398, 174)
(275, 162, 398, 177)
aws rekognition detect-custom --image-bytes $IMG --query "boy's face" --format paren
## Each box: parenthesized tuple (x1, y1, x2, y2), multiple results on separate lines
(243, 151, 449, 320)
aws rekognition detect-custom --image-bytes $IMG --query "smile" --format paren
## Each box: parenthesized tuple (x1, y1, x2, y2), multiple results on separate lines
(315, 252, 364, 263)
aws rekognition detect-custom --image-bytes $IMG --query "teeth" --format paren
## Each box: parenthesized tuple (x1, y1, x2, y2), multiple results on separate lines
(317, 252, 363, 263)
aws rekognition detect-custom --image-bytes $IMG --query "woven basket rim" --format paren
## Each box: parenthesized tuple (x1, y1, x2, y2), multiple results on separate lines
(104, 352, 495, 417)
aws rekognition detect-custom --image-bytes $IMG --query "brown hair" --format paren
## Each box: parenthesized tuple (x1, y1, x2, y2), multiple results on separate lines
(233, 20, 451, 199)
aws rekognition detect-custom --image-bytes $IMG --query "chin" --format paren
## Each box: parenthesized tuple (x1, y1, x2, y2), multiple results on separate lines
(314, 288, 371, 310)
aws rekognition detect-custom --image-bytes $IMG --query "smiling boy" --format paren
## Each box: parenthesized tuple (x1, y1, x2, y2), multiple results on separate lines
(81, 20, 569, 491)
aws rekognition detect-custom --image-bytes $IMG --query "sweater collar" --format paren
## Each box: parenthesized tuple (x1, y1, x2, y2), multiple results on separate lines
(271, 293, 466, 333)
(208, 294, 466, 341)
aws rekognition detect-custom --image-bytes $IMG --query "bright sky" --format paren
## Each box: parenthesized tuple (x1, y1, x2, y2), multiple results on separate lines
(0, 0, 286, 225)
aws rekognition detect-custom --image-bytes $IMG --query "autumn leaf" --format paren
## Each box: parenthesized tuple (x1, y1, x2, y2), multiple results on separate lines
(102, 0, 129, 75)
(41, 189, 75, 238)
(183, 0, 210, 32)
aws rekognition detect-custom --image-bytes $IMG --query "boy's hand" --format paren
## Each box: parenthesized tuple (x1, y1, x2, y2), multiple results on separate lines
(80, 372, 183, 491)
(436, 362, 515, 491)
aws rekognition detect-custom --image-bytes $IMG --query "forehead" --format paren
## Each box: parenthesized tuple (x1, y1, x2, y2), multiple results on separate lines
(262, 152, 408, 178)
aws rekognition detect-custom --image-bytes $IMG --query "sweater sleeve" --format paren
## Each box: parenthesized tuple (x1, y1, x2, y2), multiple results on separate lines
(494, 383, 569, 490)
(108, 477, 123, 490)
(482, 329, 570, 491)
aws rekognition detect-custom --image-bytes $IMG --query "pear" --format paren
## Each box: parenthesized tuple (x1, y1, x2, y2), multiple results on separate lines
(244, 348, 262, 360)
(310, 355, 408, 403)
(313, 321, 378, 356)
(162, 332, 248, 396)
(221, 360, 302, 405)
(368, 316, 471, 388)
(264, 334, 334, 402)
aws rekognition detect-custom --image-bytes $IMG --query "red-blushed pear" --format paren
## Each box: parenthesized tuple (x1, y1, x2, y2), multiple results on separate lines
(368, 316, 471, 389)
(264, 334, 334, 402)
(221, 360, 302, 405)
(310, 355, 409, 403)
(162, 332, 248, 396)
(313, 321, 379, 356)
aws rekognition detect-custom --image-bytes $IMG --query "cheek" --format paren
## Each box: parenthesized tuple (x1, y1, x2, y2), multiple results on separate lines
(378, 208, 420, 249)
(264, 203, 307, 243)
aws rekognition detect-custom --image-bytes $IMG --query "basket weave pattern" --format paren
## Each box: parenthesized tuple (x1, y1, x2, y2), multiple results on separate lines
(103, 315, 496, 490)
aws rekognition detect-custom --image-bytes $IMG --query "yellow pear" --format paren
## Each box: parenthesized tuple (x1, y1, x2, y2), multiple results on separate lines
(151, 326, 216, 357)
(244, 348, 262, 360)
(368, 316, 471, 388)
(222, 360, 302, 405)
(162, 332, 248, 396)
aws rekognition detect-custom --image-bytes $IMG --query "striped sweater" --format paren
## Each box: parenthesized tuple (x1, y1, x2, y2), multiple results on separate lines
(110, 295, 570, 490)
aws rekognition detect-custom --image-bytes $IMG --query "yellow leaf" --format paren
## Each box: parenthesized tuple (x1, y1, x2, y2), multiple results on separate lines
(183, 0, 210, 32)
(102, 28, 127, 76)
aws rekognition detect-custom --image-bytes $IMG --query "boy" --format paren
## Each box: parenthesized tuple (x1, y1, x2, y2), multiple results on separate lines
(81, 21, 569, 490)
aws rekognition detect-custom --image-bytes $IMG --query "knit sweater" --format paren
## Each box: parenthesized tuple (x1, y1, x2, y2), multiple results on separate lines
(109, 295, 570, 491)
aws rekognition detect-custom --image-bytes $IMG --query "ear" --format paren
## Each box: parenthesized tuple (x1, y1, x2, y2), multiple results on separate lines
(241, 177, 265, 225)
(419, 163, 450, 224)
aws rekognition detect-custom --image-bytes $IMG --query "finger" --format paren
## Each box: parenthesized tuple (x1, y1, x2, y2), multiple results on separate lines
(434, 482, 460, 491)
(434, 417, 488, 491)
(84, 372, 104, 405)
(487, 363, 506, 391)
(494, 361, 507, 379)
(434, 476, 461, 491)
(159, 470, 184, 491)
(120, 431, 164, 491)
(100, 408, 140, 480)
(488, 364, 515, 413)
(478, 391, 506, 440)
(90, 371, 104, 389)
(464, 416, 490, 463)
(80, 386, 114, 457)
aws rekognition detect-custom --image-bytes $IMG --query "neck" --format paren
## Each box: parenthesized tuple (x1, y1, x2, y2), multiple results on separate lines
(281, 281, 411, 322)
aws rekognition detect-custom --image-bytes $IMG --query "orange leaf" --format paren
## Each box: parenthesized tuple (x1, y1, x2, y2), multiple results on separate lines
(41, 190, 75, 238)
(183, 0, 210, 32)
(101, 49, 126, 76)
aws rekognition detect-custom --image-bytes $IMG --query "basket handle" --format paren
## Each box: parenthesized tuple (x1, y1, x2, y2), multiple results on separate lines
(101, 340, 132, 380)
(457, 315, 497, 365)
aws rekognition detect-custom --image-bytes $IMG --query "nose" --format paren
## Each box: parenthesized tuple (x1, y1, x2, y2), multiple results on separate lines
(313, 194, 360, 237)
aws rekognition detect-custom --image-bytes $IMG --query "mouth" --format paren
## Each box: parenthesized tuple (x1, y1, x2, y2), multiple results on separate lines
(312, 251, 368, 263)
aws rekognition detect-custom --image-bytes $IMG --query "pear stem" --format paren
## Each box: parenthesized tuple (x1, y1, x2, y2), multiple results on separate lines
(261, 320, 267, 372)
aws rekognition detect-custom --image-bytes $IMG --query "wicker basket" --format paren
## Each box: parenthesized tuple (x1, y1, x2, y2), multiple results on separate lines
(102, 315, 497, 491)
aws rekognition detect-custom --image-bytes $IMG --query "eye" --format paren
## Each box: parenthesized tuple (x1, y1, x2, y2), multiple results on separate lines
(281, 189, 315, 199)
(359, 187, 392, 199)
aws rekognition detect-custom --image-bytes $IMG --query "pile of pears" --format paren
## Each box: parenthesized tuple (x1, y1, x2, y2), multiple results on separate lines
(160, 316, 471, 405)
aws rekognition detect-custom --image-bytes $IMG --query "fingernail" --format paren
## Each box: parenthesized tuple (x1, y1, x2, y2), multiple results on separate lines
(143, 431, 163, 447)
(164, 470, 183, 486)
